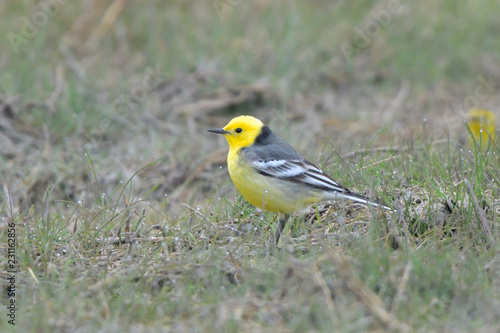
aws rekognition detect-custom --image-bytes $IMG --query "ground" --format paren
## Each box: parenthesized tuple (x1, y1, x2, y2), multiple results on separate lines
(1, 1, 500, 332)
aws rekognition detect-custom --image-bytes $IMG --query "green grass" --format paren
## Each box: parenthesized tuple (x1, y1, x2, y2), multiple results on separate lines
(1, 1, 500, 332)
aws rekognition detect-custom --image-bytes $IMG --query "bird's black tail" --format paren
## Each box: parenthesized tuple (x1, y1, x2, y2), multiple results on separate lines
(335, 191, 391, 211)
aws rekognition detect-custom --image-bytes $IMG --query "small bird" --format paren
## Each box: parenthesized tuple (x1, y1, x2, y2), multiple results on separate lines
(209, 115, 390, 245)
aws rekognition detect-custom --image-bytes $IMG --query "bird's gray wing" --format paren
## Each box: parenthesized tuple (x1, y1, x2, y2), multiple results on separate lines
(248, 158, 349, 192)
(241, 127, 350, 192)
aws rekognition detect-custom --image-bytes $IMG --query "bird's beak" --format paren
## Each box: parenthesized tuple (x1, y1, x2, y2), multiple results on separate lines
(208, 128, 229, 135)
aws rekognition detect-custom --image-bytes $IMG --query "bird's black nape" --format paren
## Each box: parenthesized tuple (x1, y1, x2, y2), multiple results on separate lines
(254, 126, 273, 145)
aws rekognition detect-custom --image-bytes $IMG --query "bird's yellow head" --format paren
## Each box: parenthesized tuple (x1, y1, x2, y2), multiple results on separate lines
(208, 115, 264, 150)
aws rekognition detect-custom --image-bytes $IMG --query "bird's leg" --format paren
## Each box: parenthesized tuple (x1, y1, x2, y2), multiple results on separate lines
(274, 213, 290, 245)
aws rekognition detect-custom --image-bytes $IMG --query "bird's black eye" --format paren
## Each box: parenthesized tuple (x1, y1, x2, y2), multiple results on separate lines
(235, 128, 242, 133)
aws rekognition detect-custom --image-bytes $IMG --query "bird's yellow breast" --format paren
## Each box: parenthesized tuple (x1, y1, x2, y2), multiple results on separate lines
(227, 149, 321, 213)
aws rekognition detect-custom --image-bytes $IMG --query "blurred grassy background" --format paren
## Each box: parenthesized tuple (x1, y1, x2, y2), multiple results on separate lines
(1, 0, 500, 332)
